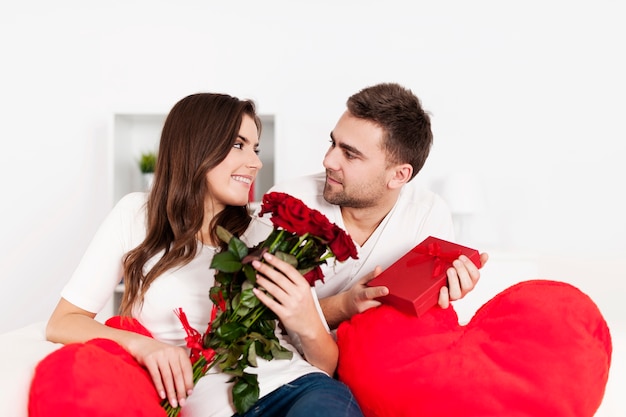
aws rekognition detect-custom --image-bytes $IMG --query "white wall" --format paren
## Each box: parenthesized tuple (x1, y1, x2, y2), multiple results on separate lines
(1, 0, 624, 333)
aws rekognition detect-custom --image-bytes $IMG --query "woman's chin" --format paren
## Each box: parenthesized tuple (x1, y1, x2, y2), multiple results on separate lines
(232, 197, 250, 207)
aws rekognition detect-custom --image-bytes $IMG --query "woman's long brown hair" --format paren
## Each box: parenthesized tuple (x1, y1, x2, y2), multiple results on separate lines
(119, 93, 261, 316)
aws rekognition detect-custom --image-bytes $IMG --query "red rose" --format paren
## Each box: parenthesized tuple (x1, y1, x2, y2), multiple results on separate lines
(273, 195, 312, 235)
(303, 266, 325, 285)
(258, 192, 289, 219)
(329, 226, 359, 262)
(307, 209, 336, 242)
(259, 191, 358, 276)
(261, 193, 339, 242)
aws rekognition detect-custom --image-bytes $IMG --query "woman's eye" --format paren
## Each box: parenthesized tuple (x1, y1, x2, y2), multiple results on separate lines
(233, 143, 243, 150)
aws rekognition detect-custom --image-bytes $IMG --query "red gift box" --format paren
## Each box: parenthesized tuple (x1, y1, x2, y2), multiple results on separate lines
(367, 236, 481, 316)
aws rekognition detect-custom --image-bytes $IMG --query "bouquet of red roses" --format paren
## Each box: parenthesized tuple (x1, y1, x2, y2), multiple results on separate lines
(163, 192, 358, 416)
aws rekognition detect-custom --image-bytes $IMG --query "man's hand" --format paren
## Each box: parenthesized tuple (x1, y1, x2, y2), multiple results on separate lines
(438, 252, 489, 309)
(319, 266, 389, 329)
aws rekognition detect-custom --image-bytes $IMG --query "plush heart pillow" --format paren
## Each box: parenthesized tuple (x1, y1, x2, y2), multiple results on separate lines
(337, 280, 612, 417)
(28, 317, 166, 417)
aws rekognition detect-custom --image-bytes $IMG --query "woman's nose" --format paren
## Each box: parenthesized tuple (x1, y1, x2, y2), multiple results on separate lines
(248, 152, 263, 170)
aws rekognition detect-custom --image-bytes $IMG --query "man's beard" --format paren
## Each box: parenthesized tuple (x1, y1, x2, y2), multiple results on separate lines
(323, 182, 372, 209)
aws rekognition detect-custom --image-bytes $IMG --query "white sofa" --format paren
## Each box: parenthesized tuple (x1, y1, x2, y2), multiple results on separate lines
(2, 320, 624, 417)
(0, 322, 62, 417)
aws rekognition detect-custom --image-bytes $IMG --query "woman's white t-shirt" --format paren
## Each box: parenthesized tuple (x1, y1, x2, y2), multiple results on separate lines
(61, 192, 325, 417)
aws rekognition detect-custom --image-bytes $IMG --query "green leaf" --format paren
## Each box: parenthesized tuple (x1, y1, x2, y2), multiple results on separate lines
(254, 339, 273, 360)
(213, 270, 232, 285)
(246, 340, 258, 367)
(242, 264, 257, 284)
(220, 358, 244, 375)
(240, 286, 259, 309)
(211, 251, 242, 273)
(228, 235, 249, 259)
(230, 293, 251, 317)
(232, 373, 260, 415)
(271, 340, 294, 360)
(216, 225, 234, 245)
(256, 317, 271, 332)
(274, 251, 298, 268)
(234, 305, 252, 318)
(220, 346, 245, 372)
(215, 322, 246, 342)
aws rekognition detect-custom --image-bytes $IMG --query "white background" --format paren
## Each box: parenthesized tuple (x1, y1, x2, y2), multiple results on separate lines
(0, 1, 624, 334)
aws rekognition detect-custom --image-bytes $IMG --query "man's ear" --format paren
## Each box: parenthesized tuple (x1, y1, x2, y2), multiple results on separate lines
(388, 163, 413, 189)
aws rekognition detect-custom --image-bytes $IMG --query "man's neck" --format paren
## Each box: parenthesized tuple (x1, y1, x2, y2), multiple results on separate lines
(340, 192, 399, 246)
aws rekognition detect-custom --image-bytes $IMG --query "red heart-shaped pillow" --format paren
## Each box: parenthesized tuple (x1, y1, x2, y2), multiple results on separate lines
(29, 318, 166, 417)
(337, 280, 612, 417)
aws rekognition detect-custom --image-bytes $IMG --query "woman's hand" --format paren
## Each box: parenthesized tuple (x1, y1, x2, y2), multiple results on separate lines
(251, 253, 322, 336)
(46, 298, 194, 409)
(127, 336, 194, 409)
(251, 252, 338, 375)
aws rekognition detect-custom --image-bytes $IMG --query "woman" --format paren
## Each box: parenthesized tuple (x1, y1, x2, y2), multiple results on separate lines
(41, 93, 362, 417)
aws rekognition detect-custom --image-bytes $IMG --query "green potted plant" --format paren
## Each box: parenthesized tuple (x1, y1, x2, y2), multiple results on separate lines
(138, 151, 157, 190)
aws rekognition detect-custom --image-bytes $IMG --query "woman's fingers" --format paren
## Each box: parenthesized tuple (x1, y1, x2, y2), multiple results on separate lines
(139, 343, 193, 409)
(252, 253, 306, 293)
(251, 253, 317, 331)
(144, 359, 168, 403)
(172, 351, 193, 406)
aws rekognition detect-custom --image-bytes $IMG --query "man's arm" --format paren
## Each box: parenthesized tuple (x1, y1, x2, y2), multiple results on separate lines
(319, 266, 387, 329)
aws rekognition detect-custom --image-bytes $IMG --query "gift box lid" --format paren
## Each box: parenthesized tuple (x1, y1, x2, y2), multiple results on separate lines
(367, 236, 481, 316)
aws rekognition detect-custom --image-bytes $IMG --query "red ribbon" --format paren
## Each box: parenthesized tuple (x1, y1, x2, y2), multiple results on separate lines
(175, 307, 215, 365)
(408, 242, 461, 277)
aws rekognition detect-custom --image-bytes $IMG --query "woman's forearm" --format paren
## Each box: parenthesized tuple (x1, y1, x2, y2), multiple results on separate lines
(296, 323, 339, 375)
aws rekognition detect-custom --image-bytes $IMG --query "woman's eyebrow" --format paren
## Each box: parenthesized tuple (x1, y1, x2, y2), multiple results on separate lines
(238, 134, 259, 147)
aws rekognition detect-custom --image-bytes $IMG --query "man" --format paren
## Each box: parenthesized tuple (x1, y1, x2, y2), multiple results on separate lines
(266, 82, 488, 328)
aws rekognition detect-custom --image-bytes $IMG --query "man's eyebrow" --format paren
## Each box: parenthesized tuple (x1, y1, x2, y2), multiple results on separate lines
(331, 132, 364, 158)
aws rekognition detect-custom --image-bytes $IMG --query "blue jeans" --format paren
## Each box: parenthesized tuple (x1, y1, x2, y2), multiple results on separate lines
(234, 373, 363, 417)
